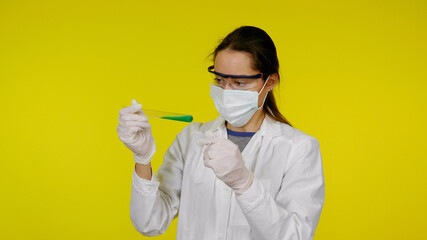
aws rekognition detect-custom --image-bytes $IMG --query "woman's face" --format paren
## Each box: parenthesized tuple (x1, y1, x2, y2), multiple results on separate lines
(214, 49, 275, 108)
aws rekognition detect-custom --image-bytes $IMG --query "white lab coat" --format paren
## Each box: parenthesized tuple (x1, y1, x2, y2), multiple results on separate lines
(130, 115, 325, 240)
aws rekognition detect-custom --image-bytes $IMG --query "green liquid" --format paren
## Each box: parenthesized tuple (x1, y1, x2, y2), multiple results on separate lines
(160, 115, 193, 123)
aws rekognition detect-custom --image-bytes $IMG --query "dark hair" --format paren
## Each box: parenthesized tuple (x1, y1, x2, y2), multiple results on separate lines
(211, 26, 292, 126)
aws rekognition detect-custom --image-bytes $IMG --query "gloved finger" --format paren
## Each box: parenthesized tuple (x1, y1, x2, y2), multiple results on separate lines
(121, 114, 149, 122)
(204, 157, 212, 169)
(197, 137, 214, 146)
(132, 99, 148, 116)
(119, 103, 142, 116)
(125, 120, 151, 128)
(131, 99, 140, 105)
(129, 126, 143, 134)
(205, 130, 215, 137)
(203, 147, 213, 168)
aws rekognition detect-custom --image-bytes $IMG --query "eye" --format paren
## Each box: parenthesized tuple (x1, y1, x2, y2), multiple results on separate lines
(232, 80, 247, 88)
(214, 78, 224, 84)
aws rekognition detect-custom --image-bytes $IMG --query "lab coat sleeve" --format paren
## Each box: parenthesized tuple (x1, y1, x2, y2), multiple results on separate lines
(129, 127, 187, 236)
(236, 137, 325, 240)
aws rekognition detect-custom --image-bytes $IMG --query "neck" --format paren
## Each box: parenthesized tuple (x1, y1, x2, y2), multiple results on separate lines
(226, 110, 266, 132)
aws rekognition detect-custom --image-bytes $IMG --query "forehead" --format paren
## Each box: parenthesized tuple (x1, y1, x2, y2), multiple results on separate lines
(214, 49, 258, 76)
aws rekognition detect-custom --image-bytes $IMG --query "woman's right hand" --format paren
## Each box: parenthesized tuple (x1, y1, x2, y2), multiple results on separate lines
(117, 99, 156, 165)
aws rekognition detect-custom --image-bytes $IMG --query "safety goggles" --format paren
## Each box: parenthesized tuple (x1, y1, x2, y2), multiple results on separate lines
(207, 65, 263, 90)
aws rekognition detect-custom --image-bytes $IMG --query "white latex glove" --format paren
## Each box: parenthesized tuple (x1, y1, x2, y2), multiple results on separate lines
(198, 134, 254, 196)
(117, 99, 156, 165)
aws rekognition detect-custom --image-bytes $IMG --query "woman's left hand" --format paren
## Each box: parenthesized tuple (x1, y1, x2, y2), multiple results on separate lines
(198, 136, 254, 196)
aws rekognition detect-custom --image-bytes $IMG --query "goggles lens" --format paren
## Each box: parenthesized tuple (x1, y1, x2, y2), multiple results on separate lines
(208, 65, 263, 90)
(211, 78, 259, 90)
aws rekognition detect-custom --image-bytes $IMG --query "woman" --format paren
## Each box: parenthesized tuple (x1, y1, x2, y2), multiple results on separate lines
(117, 26, 325, 240)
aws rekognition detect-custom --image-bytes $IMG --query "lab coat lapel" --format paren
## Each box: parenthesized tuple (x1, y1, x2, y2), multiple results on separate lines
(240, 117, 265, 169)
(241, 115, 281, 169)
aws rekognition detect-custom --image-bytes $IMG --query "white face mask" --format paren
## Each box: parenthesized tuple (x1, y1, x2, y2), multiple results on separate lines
(210, 76, 270, 127)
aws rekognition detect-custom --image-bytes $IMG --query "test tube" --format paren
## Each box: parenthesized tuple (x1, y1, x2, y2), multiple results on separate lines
(142, 109, 193, 123)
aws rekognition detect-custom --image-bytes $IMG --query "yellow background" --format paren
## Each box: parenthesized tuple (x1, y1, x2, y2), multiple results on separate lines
(0, 0, 426, 239)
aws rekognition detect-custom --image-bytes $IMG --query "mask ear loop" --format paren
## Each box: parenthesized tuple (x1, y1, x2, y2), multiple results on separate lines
(256, 75, 271, 110)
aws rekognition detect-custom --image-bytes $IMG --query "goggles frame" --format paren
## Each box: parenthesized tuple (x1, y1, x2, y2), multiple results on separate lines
(208, 65, 263, 79)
